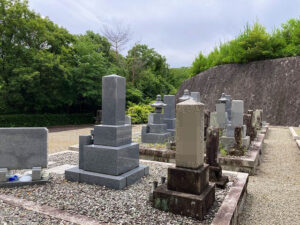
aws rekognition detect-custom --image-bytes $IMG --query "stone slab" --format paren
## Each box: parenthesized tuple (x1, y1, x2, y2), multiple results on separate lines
(65, 165, 148, 190)
(102, 75, 126, 125)
(0, 168, 7, 182)
(296, 140, 300, 151)
(0, 128, 48, 170)
(0, 177, 49, 188)
(153, 183, 215, 220)
(141, 129, 171, 144)
(163, 95, 175, 119)
(209, 112, 218, 128)
(148, 113, 164, 124)
(216, 103, 226, 129)
(79, 135, 92, 169)
(32, 167, 42, 181)
(164, 118, 176, 130)
(176, 99, 205, 169)
(167, 165, 209, 195)
(212, 172, 249, 225)
(190, 92, 201, 102)
(93, 124, 132, 146)
(148, 124, 168, 133)
(289, 127, 300, 140)
(47, 164, 77, 175)
(82, 143, 139, 175)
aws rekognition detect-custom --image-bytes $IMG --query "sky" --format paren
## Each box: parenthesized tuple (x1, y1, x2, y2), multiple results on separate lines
(28, 0, 300, 68)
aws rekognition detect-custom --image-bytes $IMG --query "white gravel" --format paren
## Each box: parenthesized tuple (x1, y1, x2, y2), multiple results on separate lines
(239, 127, 300, 225)
(0, 152, 233, 225)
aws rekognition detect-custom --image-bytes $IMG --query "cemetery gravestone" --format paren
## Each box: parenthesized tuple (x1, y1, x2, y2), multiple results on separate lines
(141, 95, 171, 143)
(163, 95, 176, 136)
(65, 75, 149, 190)
(0, 128, 48, 186)
(152, 99, 215, 220)
(205, 127, 228, 188)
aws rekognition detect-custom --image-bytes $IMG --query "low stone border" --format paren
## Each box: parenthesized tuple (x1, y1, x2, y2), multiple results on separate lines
(68, 144, 176, 163)
(211, 171, 249, 225)
(0, 194, 102, 225)
(139, 146, 175, 162)
(218, 132, 266, 175)
(289, 127, 300, 140)
(296, 140, 300, 151)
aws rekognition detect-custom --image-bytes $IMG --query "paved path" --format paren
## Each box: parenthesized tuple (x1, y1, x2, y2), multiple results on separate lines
(240, 127, 300, 225)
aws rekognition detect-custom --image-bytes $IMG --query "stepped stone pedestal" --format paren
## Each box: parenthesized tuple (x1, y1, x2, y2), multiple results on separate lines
(153, 99, 215, 220)
(65, 75, 149, 190)
(141, 95, 171, 143)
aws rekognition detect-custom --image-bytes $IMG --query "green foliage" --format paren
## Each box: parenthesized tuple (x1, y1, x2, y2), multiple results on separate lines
(191, 18, 300, 76)
(126, 103, 154, 124)
(167, 67, 190, 89)
(0, 113, 94, 127)
(219, 143, 228, 156)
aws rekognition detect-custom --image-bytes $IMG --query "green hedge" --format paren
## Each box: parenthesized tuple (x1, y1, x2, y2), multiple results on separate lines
(0, 114, 95, 127)
(126, 103, 154, 124)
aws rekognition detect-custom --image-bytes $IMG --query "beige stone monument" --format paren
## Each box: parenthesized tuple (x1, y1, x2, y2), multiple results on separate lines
(176, 99, 205, 168)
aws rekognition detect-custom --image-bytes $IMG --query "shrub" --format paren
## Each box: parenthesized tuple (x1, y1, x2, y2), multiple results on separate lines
(126, 104, 154, 124)
(0, 114, 94, 127)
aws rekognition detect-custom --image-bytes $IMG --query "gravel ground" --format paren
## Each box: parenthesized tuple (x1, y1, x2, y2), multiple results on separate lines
(0, 200, 74, 225)
(0, 152, 232, 225)
(239, 127, 300, 225)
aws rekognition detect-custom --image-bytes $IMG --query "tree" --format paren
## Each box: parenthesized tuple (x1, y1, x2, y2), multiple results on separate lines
(101, 22, 131, 55)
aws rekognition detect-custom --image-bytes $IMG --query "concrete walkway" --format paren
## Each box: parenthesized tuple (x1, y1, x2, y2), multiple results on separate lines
(240, 127, 300, 225)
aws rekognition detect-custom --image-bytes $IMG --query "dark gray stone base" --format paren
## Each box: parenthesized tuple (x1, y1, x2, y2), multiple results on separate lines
(0, 177, 49, 188)
(141, 132, 171, 143)
(65, 165, 149, 190)
(167, 129, 175, 137)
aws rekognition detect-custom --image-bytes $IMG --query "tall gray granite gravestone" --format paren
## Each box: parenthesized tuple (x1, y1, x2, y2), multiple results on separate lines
(0, 128, 48, 186)
(163, 95, 176, 136)
(65, 75, 149, 190)
(141, 95, 171, 143)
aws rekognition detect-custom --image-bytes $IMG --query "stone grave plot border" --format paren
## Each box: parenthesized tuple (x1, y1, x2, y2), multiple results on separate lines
(218, 129, 267, 175)
(289, 126, 300, 151)
(0, 128, 49, 187)
(289, 126, 300, 140)
(211, 171, 249, 225)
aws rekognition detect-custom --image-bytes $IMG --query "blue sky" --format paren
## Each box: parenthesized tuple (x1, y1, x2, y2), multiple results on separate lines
(28, 0, 300, 68)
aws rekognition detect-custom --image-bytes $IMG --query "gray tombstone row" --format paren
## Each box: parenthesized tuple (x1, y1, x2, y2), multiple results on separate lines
(65, 75, 149, 190)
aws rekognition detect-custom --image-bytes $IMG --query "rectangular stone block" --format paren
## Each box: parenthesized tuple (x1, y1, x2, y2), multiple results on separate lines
(163, 95, 175, 119)
(32, 167, 42, 181)
(83, 143, 139, 175)
(148, 124, 167, 133)
(167, 165, 209, 195)
(191, 92, 201, 102)
(153, 183, 215, 220)
(176, 99, 205, 169)
(93, 124, 131, 147)
(141, 130, 171, 144)
(0, 128, 48, 170)
(0, 168, 7, 182)
(224, 94, 232, 121)
(79, 135, 92, 169)
(65, 165, 148, 190)
(216, 103, 226, 129)
(231, 100, 244, 126)
(209, 112, 218, 127)
(125, 115, 131, 125)
(102, 75, 126, 125)
(148, 113, 164, 124)
(164, 118, 176, 130)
